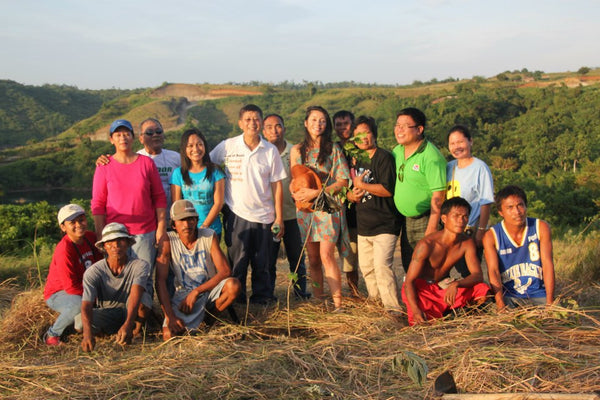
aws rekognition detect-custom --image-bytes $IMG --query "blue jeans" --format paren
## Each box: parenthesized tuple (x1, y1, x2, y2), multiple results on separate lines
(129, 231, 156, 298)
(46, 290, 82, 337)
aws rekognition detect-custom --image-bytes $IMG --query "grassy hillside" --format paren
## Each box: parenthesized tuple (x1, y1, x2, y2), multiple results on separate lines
(0, 80, 135, 148)
(1, 71, 600, 228)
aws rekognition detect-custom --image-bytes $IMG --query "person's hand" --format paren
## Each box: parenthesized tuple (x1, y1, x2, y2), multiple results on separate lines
(166, 316, 186, 336)
(155, 229, 167, 249)
(496, 301, 508, 313)
(444, 281, 459, 306)
(81, 335, 95, 352)
(475, 229, 485, 248)
(351, 170, 367, 189)
(115, 325, 133, 346)
(95, 154, 111, 167)
(292, 188, 319, 203)
(352, 186, 366, 198)
(412, 310, 427, 325)
(273, 218, 285, 239)
(179, 291, 200, 314)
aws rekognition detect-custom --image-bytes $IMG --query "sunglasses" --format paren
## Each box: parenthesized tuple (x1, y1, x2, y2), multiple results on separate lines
(144, 129, 163, 136)
(397, 163, 405, 182)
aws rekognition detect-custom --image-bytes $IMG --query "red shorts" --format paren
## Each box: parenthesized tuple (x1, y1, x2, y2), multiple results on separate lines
(401, 279, 490, 326)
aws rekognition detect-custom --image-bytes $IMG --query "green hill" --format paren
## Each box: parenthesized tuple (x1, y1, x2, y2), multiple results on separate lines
(1, 70, 600, 229)
(0, 80, 135, 148)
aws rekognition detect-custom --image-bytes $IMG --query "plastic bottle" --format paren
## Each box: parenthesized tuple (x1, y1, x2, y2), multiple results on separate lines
(271, 223, 281, 243)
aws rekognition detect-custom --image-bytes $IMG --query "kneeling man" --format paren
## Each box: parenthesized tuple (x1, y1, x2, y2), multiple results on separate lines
(483, 185, 555, 310)
(80, 222, 152, 352)
(402, 197, 490, 325)
(156, 200, 241, 340)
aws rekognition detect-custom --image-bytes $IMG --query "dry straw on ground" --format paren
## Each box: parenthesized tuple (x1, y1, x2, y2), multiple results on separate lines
(0, 280, 599, 399)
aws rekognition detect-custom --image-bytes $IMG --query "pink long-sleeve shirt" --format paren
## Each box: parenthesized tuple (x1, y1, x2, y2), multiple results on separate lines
(92, 155, 167, 235)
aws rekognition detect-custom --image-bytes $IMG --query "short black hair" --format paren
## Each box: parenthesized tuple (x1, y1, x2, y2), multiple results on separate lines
(396, 107, 426, 129)
(263, 113, 285, 127)
(239, 104, 263, 119)
(495, 185, 528, 209)
(441, 197, 472, 216)
(332, 110, 355, 123)
(447, 124, 471, 141)
(352, 115, 378, 139)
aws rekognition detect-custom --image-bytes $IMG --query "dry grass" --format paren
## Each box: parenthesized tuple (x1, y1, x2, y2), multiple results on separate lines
(0, 276, 598, 399)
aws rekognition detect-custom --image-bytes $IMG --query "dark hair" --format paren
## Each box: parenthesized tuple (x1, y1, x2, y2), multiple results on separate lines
(333, 110, 355, 123)
(396, 107, 427, 129)
(171, 218, 199, 230)
(140, 118, 163, 132)
(495, 185, 528, 209)
(352, 115, 378, 139)
(447, 124, 472, 142)
(179, 128, 216, 186)
(441, 197, 472, 216)
(239, 104, 263, 120)
(263, 113, 285, 127)
(300, 106, 333, 166)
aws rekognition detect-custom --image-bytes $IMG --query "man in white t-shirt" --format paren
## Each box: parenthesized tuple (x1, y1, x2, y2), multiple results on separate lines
(210, 104, 286, 305)
(137, 118, 181, 207)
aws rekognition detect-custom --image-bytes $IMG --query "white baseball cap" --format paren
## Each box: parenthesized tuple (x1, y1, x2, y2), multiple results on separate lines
(57, 204, 86, 225)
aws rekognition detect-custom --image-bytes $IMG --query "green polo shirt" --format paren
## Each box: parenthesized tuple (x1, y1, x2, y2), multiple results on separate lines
(392, 140, 446, 217)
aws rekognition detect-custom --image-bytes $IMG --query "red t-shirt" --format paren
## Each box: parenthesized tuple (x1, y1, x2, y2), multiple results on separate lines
(43, 231, 103, 300)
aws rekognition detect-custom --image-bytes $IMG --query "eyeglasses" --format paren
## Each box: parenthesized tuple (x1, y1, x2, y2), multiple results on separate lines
(394, 124, 418, 130)
(144, 129, 163, 136)
(397, 163, 405, 182)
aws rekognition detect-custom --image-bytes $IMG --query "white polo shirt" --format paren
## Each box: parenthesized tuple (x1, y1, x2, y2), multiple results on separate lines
(210, 134, 286, 224)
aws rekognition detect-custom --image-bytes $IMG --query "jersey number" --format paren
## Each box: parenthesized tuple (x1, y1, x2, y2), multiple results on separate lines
(528, 242, 540, 262)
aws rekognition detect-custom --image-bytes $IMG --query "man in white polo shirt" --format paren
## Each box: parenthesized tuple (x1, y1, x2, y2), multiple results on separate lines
(210, 104, 286, 305)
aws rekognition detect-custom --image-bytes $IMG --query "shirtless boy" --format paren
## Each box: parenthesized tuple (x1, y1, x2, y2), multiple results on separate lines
(402, 197, 490, 325)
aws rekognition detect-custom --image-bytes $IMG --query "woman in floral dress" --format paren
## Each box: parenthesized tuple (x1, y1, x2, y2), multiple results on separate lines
(290, 106, 350, 310)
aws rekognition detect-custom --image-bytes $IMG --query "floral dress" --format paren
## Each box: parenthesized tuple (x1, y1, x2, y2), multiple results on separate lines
(295, 144, 351, 255)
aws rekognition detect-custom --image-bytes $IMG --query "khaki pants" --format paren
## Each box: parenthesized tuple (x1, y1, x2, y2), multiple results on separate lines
(357, 233, 401, 310)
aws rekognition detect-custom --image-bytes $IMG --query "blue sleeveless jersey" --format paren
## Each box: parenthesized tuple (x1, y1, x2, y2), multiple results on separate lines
(490, 217, 546, 299)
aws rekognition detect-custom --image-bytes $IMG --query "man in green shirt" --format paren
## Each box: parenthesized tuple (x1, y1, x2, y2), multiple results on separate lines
(392, 108, 446, 272)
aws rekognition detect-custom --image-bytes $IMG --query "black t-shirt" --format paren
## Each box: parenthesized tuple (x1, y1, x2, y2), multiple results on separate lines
(353, 148, 402, 236)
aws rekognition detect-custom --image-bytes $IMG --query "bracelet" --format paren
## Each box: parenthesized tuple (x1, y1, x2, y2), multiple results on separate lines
(477, 227, 487, 231)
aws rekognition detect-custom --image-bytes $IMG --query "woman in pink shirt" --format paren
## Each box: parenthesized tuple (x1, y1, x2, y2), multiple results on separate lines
(91, 119, 166, 298)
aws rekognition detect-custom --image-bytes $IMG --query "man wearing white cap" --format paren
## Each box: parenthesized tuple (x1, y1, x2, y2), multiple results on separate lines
(155, 200, 241, 340)
(80, 222, 152, 352)
(43, 204, 103, 346)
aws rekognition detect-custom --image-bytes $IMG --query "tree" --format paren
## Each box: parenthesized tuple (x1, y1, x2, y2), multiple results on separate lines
(577, 66, 591, 75)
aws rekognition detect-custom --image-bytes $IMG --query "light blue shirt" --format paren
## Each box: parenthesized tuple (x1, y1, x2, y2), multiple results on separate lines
(446, 157, 494, 227)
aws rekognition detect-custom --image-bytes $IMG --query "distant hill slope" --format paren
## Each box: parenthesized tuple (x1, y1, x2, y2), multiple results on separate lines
(1, 71, 600, 228)
(0, 80, 134, 147)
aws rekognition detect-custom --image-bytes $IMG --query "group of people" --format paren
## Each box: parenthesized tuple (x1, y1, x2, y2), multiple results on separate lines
(42, 104, 556, 350)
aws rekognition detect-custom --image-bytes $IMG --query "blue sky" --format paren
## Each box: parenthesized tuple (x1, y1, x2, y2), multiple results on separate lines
(1, 0, 599, 89)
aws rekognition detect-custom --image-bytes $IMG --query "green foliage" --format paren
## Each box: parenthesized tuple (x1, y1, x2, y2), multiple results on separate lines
(392, 351, 428, 387)
(2, 76, 600, 234)
(577, 66, 590, 75)
(0, 80, 132, 147)
(0, 201, 58, 254)
(342, 132, 370, 165)
(0, 140, 112, 192)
